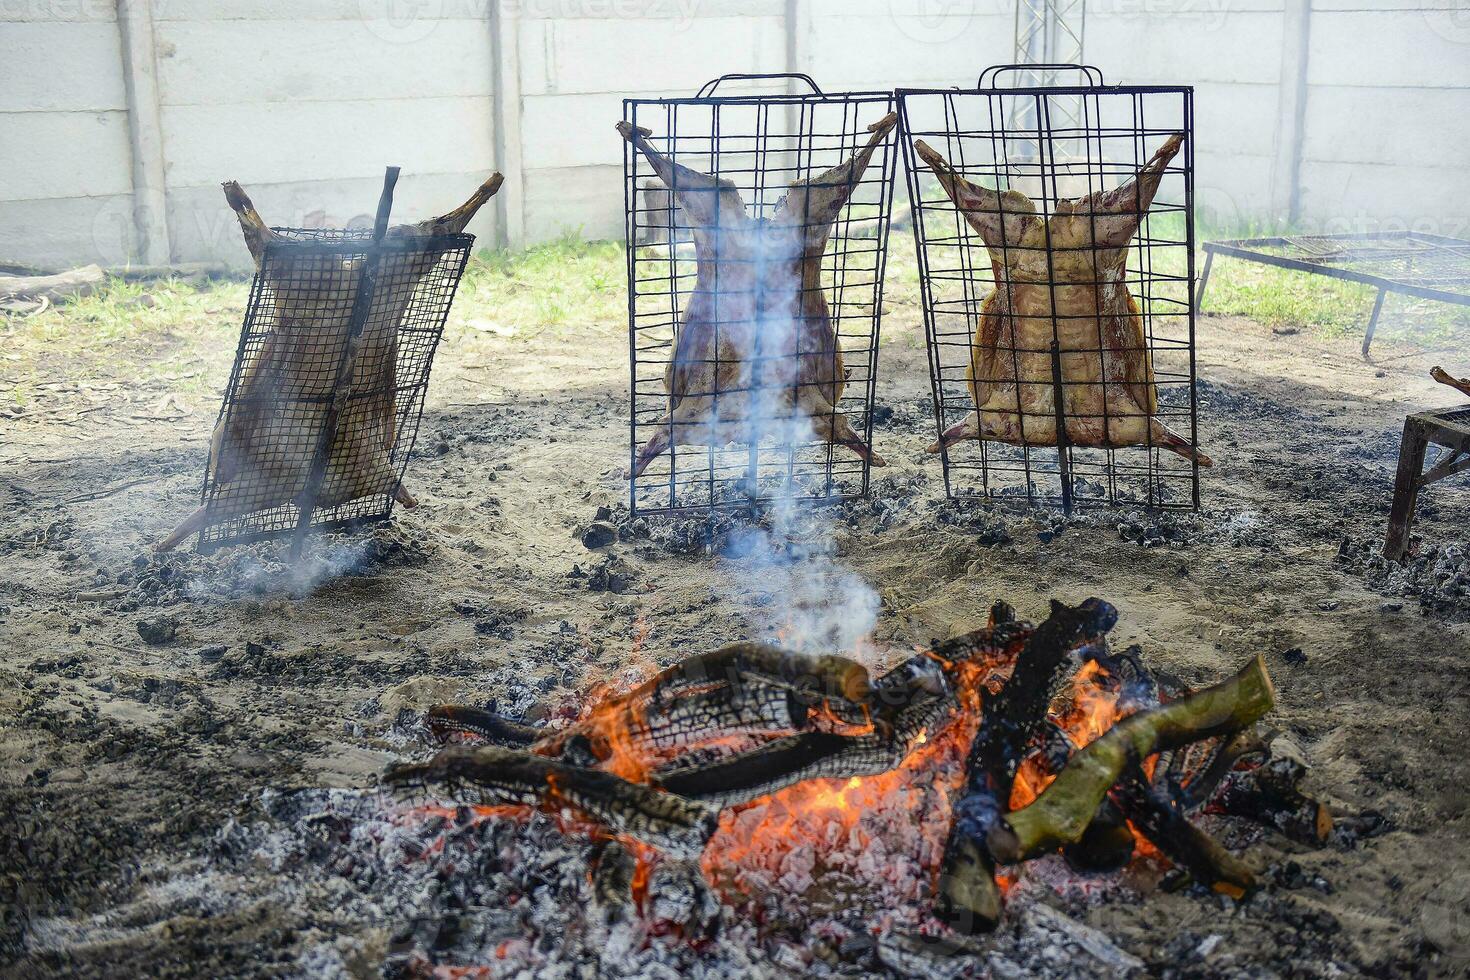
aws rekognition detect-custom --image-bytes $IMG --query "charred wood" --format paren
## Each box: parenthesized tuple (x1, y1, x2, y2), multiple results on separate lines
(426, 704, 545, 746)
(383, 745, 717, 859)
(1207, 751, 1333, 846)
(1111, 764, 1256, 897)
(938, 597, 1118, 933)
(989, 653, 1275, 864)
(1062, 798, 1136, 873)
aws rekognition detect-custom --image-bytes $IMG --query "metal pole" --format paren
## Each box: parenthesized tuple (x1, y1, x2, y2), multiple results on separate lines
(289, 167, 400, 560)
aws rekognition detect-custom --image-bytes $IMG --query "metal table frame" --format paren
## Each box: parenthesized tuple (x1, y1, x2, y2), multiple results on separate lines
(1196, 232, 1470, 356)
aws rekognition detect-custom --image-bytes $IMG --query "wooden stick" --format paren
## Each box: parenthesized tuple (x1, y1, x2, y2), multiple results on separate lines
(938, 598, 1119, 933)
(988, 653, 1275, 864)
(1431, 366, 1470, 400)
(1111, 764, 1256, 898)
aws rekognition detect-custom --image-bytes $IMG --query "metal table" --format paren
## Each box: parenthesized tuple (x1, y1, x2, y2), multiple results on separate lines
(1197, 233, 1470, 356)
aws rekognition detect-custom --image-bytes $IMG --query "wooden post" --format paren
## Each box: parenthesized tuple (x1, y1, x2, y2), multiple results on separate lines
(116, 0, 172, 264)
(289, 168, 399, 561)
(1383, 416, 1429, 562)
(1361, 287, 1387, 358)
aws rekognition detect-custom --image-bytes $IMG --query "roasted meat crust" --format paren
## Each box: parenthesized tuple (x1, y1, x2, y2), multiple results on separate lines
(620, 114, 897, 477)
(914, 135, 1211, 467)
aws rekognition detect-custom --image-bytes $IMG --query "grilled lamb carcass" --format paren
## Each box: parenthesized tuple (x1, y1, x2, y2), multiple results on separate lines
(156, 174, 502, 551)
(619, 113, 897, 478)
(914, 134, 1211, 466)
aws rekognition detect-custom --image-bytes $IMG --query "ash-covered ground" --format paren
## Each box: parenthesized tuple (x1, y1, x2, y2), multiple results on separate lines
(3, 298, 1469, 978)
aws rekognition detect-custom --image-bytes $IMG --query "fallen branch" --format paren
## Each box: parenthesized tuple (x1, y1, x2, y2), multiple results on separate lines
(0, 265, 105, 304)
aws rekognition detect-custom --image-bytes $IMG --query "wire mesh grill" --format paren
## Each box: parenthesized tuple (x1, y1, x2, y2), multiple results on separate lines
(898, 68, 1201, 512)
(1207, 233, 1470, 298)
(623, 76, 899, 515)
(196, 229, 472, 552)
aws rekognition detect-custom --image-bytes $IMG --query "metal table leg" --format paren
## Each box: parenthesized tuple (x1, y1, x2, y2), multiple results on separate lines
(1194, 250, 1214, 310)
(1361, 287, 1387, 358)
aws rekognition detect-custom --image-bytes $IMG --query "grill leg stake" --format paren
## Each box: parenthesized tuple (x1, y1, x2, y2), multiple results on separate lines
(290, 166, 401, 561)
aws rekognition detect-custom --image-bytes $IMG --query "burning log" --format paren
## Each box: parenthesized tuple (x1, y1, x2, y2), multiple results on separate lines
(913, 135, 1211, 467)
(156, 173, 503, 552)
(387, 600, 1326, 940)
(384, 744, 717, 859)
(938, 597, 1118, 932)
(1110, 764, 1257, 897)
(426, 704, 545, 747)
(988, 653, 1275, 863)
(617, 113, 896, 476)
(1206, 738, 1334, 846)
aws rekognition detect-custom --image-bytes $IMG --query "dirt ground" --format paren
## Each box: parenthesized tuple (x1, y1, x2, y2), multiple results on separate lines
(2, 266, 1469, 977)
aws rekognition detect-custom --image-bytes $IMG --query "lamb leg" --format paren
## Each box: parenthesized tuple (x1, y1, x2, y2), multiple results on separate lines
(911, 140, 1040, 259)
(928, 412, 980, 453)
(156, 505, 209, 552)
(1146, 418, 1214, 467)
(222, 181, 288, 267)
(776, 112, 898, 250)
(391, 172, 505, 238)
(808, 401, 887, 467)
(616, 122, 748, 231)
(1063, 134, 1183, 250)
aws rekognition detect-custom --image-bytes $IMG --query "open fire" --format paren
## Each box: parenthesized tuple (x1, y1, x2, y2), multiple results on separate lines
(383, 598, 1331, 968)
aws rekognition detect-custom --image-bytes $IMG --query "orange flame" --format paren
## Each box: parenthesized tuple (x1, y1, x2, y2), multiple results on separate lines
(410, 639, 1169, 922)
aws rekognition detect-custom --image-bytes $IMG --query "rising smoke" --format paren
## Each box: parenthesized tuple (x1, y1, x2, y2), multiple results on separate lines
(703, 206, 881, 658)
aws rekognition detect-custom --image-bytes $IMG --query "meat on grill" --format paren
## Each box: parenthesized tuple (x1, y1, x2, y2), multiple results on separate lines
(619, 113, 897, 477)
(156, 174, 502, 551)
(914, 134, 1211, 466)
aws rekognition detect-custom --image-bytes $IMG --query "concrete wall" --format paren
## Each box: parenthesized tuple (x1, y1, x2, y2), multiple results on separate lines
(0, 2, 135, 268)
(2, 0, 1467, 268)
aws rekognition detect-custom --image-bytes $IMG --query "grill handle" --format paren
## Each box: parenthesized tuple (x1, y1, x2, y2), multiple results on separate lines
(695, 73, 823, 98)
(977, 63, 1104, 88)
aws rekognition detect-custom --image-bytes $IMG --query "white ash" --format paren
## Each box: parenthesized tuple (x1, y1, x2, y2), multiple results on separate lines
(13, 787, 1159, 977)
(1338, 537, 1470, 619)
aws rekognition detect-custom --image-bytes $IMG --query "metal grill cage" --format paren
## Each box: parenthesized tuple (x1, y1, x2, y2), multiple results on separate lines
(898, 67, 1201, 512)
(623, 75, 899, 515)
(196, 227, 471, 553)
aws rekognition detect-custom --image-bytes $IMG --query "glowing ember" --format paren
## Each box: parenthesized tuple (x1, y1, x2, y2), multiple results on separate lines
(388, 598, 1305, 969)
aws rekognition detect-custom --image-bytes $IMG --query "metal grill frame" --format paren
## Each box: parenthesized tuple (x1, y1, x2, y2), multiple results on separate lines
(898, 67, 1201, 513)
(622, 74, 899, 517)
(196, 215, 471, 555)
